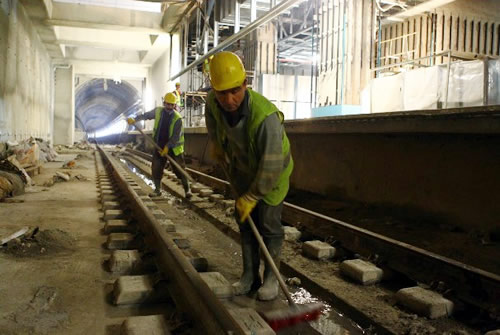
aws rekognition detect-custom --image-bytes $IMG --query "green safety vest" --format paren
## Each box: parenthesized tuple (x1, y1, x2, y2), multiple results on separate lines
(153, 107, 184, 156)
(173, 90, 183, 107)
(207, 89, 293, 206)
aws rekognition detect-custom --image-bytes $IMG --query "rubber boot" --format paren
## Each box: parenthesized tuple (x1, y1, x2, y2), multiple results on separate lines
(183, 182, 192, 199)
(257, 237, 282, 301)
(232, 233, 261, 295)
(149, 180, 162, 197)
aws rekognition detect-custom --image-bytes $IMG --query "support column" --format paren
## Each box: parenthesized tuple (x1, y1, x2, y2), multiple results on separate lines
(53, 66, 75, 145)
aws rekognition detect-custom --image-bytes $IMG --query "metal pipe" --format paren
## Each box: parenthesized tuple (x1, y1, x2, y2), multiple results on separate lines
(234, 1, 240, 33)
(169, 0, 304, 81)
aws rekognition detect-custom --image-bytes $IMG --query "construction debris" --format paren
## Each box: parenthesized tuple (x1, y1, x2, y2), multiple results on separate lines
(55, 171, 71, 182)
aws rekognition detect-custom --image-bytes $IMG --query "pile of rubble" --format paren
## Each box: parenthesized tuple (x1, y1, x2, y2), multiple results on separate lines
(54, 140, 93, 152)
(0, 138, 57, 201)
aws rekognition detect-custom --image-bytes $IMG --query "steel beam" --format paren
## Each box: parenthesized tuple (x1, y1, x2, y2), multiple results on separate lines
(169, 0, 304, 81)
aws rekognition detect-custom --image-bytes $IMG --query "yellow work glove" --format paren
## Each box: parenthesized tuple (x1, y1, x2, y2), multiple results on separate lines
(127, 117, 136, 125)
(159, 145, 169, 157)
(236, 193, 258, 223)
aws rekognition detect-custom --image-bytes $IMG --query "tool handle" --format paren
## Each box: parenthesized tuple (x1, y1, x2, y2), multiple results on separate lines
(133, 125, 194, 183)
(221, 168, 295, 306)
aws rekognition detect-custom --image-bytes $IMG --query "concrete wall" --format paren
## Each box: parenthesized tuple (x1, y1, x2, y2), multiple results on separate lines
(53, 66, 74, 145)
(0, 0, 52, 142)
(183, 107, 500, 233)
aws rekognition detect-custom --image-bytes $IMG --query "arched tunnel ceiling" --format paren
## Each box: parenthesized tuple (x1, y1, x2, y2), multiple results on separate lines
(75, 79, 142, 132)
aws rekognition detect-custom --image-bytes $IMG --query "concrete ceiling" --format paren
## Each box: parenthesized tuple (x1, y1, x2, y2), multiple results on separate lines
(19, 0, 193, 75)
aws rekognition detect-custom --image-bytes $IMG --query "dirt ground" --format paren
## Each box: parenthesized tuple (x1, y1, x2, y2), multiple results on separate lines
(0, 151, 111, 335)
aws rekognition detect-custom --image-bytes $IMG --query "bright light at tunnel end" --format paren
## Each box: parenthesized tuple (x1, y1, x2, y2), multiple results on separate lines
(93, 119, 128, 138)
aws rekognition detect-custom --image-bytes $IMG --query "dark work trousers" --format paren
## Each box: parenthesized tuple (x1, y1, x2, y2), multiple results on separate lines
(238, 200, 284, 241)
(151, 150, 189, 192)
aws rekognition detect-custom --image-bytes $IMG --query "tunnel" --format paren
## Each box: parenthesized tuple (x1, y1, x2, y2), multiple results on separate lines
(75, 79, 143, 133)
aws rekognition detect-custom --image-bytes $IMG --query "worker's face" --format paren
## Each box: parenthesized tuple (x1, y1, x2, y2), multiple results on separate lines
(176, 85, 180, 90)
(214, 81, 247, 113)
(164, 102, 176, 110)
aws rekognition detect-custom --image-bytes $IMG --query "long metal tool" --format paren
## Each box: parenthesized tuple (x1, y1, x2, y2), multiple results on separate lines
(132, 124, 193, 183)
(220, 167, 322, 331)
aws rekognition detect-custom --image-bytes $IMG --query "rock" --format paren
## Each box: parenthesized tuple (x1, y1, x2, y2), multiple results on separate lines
(55, 171, 70, 181)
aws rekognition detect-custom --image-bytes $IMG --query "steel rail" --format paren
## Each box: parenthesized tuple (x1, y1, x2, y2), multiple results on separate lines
(124, 148, 500, 313)
(98, 146, 246, 335)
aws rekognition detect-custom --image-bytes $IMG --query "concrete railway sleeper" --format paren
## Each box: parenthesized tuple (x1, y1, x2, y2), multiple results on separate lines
(120, 147, 499, 334)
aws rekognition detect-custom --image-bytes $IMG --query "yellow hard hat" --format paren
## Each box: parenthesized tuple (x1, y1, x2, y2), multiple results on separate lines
(175, 82, 181, 86)
(209, 51, 246, 91)
(164, 92, 176, 104)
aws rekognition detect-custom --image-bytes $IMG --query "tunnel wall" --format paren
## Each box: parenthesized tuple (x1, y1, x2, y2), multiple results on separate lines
(53, 66, 74, 145)
(183, 108, 500, 233)
(0, 0, 52, 142)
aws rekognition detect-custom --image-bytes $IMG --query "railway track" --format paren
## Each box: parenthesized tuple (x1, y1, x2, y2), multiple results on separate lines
(96, 146, 358, 334)
(119, 147, 500, 333)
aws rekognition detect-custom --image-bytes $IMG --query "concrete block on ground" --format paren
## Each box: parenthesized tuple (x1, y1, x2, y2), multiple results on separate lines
(220, 200, 235, 209)
(485, 330, 500, 335)
(139, 196, 150, 201)
(120, 315, 170, 335)
(396, 286, 454, 319)
(109, 250, 142, 273)
(104, 220, 134, 234)
(199, 189, 214, 197)
(106, 233, 137, 250)
(339, 259, 383, 285)
(191, 183, 206, 193)
(200, 272, 233, 299)
(103, 201, 121, 210)
(151, 209, 167, 220)
(182, 249, 208, 272)
(113, 275, 169, 305)
(158, 219, 175, 232)
(209, 194, 224, 202)
(100, 185, 113, 191)
(101, 194, 118, 204)
(173, 238, 190, 249)
(284, 226, 301, 241)
(99, 182, 112, 187)
(302, 240, 335, 260)
(143, 201, 156, 208)
(104, 209, 125, 221)
(228, 308, 275, 335)
(101, 190, 114, 197)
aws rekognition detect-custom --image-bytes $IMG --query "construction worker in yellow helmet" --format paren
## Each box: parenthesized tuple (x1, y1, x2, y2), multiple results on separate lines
(204, 51, 293, 301)
(127, 92, 191, 198)
(172, 82, 183, 109)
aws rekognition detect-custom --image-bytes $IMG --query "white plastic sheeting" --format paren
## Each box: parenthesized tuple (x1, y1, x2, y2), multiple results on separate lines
(362, 59, 500, 113)
(488, 59, 500, 105)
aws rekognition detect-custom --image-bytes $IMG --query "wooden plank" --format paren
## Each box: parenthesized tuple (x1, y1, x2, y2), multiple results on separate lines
(414, 16, 421, 61)
(361, 0, 372, 89)
(409, 18, 415, 62)
(421, 14, 429, 64)
(493, 23, 500, 56)
(344, 1, 358, 104)
(479, 21, 486, 55)
(352, 0, 363, 104)
(474, 19, 480, 54)
(465, 17, 473, 53)
(486, 22, 493, 55)
(332, 0, 339, 104)
(337, 0, 344, 104)
(451, 15, 458, 52)
(443, 12, 451, 55)
(458, 16, 466, 53)
(436, 12, 444, 64)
